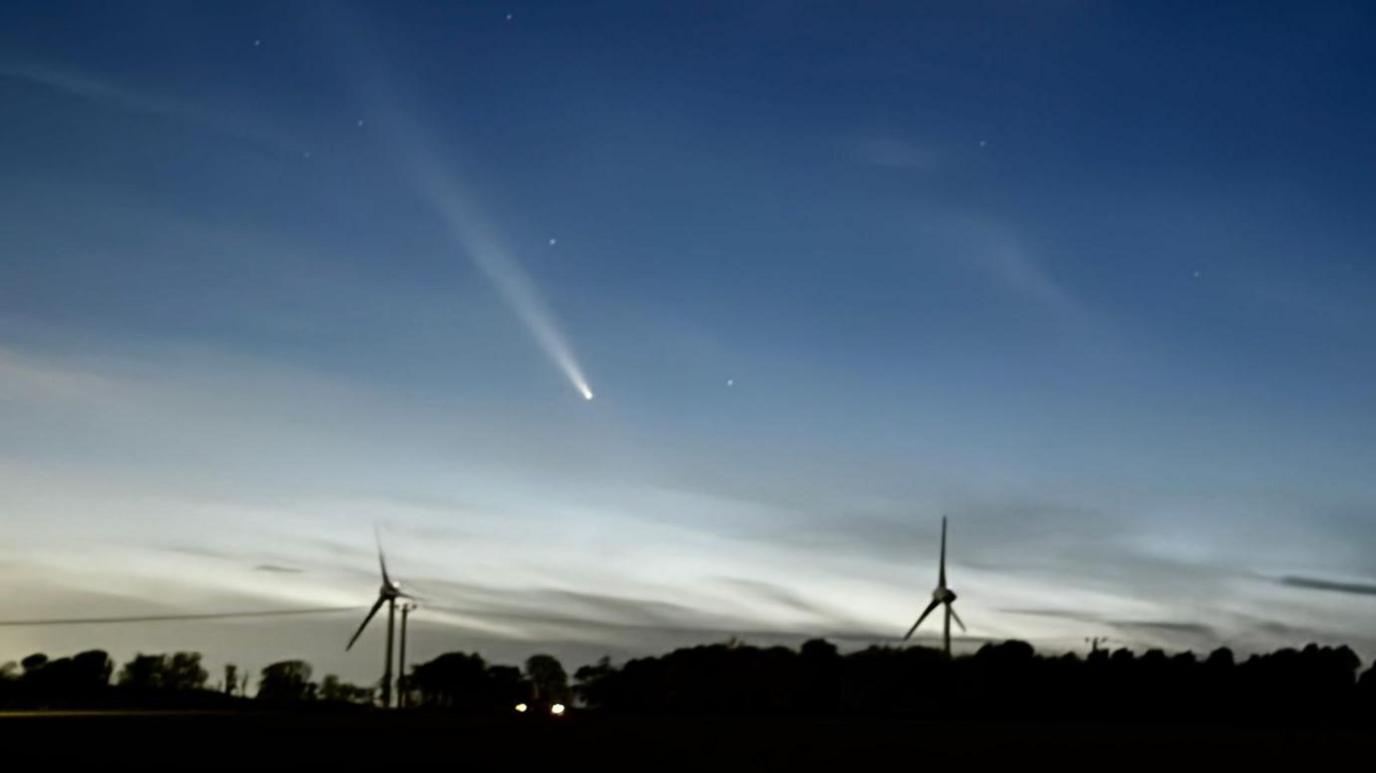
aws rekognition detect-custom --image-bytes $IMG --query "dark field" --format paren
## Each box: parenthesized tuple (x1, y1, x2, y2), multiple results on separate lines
(4, 711, 1371, 767)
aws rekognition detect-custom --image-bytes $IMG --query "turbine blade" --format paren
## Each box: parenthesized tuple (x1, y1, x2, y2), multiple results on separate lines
(939, 516, 947, 587)
(948, 603, 966, 632)
(346, 595, 387, 651)
(375, 528, 393, 588)
(904, 599, 942, 640)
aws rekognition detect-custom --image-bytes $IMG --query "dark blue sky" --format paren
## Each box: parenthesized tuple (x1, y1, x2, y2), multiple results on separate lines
(2, 1, 1375, 678)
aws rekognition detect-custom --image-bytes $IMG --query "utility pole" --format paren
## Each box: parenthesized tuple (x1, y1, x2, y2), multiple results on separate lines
(398, 603, 416, 708)
(382, 597, 396, 708)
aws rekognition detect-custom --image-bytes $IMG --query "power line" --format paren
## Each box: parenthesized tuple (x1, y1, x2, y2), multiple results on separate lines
(0, 606, 364, 627)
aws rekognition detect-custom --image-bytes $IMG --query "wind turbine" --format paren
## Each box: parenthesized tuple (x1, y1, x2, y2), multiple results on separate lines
(346, 535, 413, 708)
(903, 516, 965, 657)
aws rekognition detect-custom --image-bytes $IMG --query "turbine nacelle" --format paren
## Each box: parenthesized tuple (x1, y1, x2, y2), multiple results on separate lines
(933, 587, 956, 604)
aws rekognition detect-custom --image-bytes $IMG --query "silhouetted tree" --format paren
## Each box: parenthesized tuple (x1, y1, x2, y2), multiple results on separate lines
(257, 660, 315, 702)
(525, 654, 570, 705)
(70, 650, 113, 687)
(407, 653, 533, 711)
(410, 652, 489, 710)
(487, 665, 529, 708)
(118, 654, 167, 690)
(319, 674, 342, 700)
(21, 653, 48, 676)
(117, 652, 207, 692)
(574, 656, 619, 708)
(1359, 664, 1376, 703)
(319, 674, 374, 705)
(165, 652, 209, 691)
(41, 651, 110, 695)
(793, 639, 840, 712)
(1206, 647, 1235, 668)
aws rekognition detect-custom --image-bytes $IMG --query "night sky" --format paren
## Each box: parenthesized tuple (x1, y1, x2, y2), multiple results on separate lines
(3, 1, 1375, 683)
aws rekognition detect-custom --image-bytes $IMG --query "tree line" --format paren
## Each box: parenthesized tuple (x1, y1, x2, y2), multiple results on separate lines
(0, 647, 567, 712)
(574, 639, 1376, 722)
(6, 639, 1376, 722)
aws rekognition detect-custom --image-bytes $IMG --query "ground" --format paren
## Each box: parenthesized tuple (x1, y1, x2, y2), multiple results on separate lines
(2, 711, 1371, 767)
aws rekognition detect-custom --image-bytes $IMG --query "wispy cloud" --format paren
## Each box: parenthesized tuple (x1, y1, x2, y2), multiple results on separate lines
(1279, 575, 1376, 597)
(255, 564, 304, 574)
(0, 62, 301, 154)
(0, 345, 120, 405)
(894, 209, 1095, 326)
(1113, 620, 1217, 638)
(1001, 604, 1354, 653)
(3, 63, 178, 115)
(957, 220, 1089, 323)
(415, 580, 907, 648)
(716, 577, 838, 618)
(1002, 607, 1217, 643)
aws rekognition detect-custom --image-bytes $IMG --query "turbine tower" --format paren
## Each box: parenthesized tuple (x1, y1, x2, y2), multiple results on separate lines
(346, 535, 412, 708)
(903, 516, 966, 657)
(397, 602, 416, 709)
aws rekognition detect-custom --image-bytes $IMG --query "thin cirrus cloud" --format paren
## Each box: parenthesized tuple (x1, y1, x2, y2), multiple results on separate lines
(0, 61, 302, 155)
(0, 344, 120, 406)
(0, 62, 180, 114)
(1279, 575, 1376, 597)
(886, 206, 1097, 330)
(850, 135, 1090, 326)
(254, 564, 304, 574)
(956, 220, 1091, 325)
(406, 578, 890, 648)
(1002, 608, 1219, 645)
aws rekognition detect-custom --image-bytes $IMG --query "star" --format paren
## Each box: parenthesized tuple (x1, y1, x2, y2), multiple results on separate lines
(303, 151, 312, 159)
(356, 119, 365, 128)
(978, 140, 988, 148)
(253, 39, 262, 48)
(548, 238, 557, 246)
(506, 14, 514, 21)
(1193, 270, 1201, 279)
(726, 379, 735, 387)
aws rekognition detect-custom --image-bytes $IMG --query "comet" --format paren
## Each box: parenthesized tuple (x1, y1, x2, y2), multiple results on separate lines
(385, 120, 595, 403)
(336, 35, 596, 402)
(421, 166, 596, 402)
